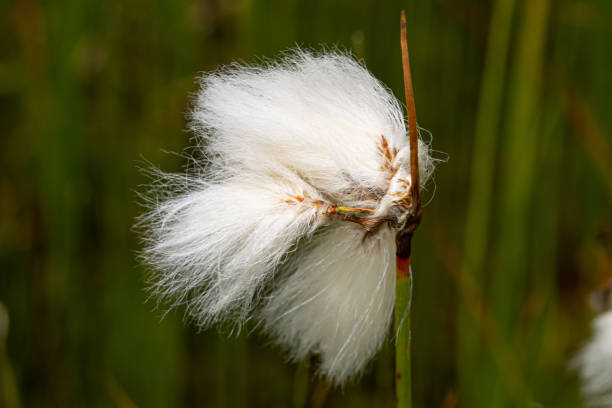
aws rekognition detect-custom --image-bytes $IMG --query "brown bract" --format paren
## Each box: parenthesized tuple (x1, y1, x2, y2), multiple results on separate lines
(396, 9, 422, 259)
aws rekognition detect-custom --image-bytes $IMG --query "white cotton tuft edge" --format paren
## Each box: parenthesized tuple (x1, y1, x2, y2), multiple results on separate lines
(190, 49, 435, 202)
(261, 223, 396, 384)
(139, 175, 327, 326)
(139, 48, 437, 385)
(572, 310, 612, 407)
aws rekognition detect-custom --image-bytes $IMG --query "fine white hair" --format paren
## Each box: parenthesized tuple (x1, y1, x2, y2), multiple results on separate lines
(139, 49, 435, 384)
(262, 223, 396, 383)
(573, 309, 612, 407)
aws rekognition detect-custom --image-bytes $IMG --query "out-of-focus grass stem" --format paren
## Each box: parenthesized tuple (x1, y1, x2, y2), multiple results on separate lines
(491, 0, 550, 405)
(458, 0, 516, 404)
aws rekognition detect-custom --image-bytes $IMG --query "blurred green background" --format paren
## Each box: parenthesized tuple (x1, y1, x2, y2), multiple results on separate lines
(1, 0, 611, 407)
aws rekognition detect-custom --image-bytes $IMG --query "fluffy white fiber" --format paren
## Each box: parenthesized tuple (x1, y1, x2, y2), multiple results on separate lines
(140, 49, 435, 384)
(573, 309, 612, 407)
(262, 223, 396, 383)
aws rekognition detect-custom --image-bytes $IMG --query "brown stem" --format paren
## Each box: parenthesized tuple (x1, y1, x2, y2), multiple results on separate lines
(306, 356, 331, 408)
(396, 10, 422, 259)
(400, 10, 421, 211)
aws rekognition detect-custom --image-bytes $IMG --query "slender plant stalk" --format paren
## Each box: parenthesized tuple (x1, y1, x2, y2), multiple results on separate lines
(293, 359, 310, 408)
(395, 257, 413, 408)
(401, 16, 420, 207)
(490, 0, 549, 405)
(395, 10, 421, 408)
(306, 356, 332, 408)
(458, 0, 516, 405)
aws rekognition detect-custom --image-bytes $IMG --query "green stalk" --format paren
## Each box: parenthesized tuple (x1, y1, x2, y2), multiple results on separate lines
(395, 258, 413, 408)
(395, 10, 420, 408)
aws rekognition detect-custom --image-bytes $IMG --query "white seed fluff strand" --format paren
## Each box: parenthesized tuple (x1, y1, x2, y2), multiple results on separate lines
(261, 223, 396, 384)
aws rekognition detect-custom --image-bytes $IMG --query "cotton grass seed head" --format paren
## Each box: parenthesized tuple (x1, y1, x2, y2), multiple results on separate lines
(139, 49, 437, 385)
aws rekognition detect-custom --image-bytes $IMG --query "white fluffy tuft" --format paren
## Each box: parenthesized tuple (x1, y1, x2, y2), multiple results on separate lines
(141, 176, 325, 325)
(262, 223, 396, 383)
(190, 49, 434, 200)
(139, 49, 436, 384)
(573, 310, 612, 407)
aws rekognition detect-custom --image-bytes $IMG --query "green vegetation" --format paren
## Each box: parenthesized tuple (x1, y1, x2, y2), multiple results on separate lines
(0, 0, 610, 407)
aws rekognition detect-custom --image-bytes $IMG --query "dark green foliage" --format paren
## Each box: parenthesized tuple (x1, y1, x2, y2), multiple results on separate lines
(0, 0, 609, 406)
